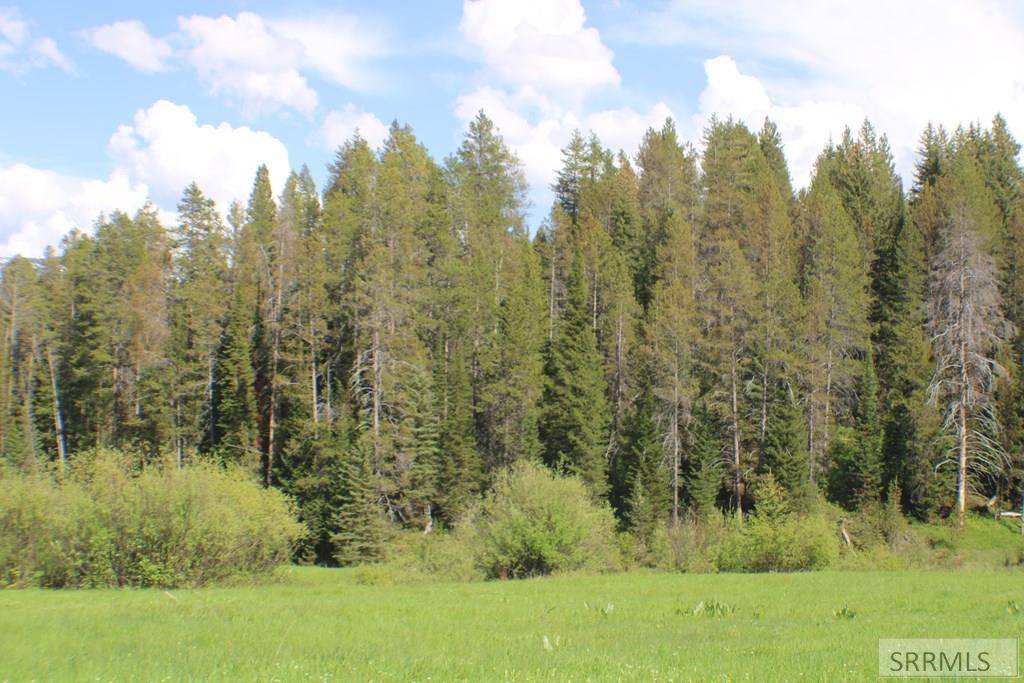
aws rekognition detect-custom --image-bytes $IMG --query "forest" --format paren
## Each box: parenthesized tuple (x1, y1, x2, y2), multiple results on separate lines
(2, 110, 1022, 567)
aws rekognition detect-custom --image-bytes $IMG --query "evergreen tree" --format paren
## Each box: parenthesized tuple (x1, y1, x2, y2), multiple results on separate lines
(760, 379, 813, 510)
(332, 430, 389, 565)
(646, 209, 697, 524)
(539, 254, 610, 496)
(623, 384, 669, 544)
(171, 183, 229, 462)
(687, 403, 723, 517)
(215, 289, 258, 464)
(436, 348, 483, 522)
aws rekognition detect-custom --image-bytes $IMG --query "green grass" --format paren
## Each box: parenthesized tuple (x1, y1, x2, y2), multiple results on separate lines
(2, 566, 1024, 682)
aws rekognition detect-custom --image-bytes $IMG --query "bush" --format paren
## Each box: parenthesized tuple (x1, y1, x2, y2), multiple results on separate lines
(716, 475, 839, 572)
(716, 513, 840, 572)
(655, 513, 729, 573)
(0, 450, 303, 588)
(385, 531, 483, 583)
(463, 461, 619, 579)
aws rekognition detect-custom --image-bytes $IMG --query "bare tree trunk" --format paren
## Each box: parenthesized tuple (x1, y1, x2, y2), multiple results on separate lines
(548, 247, 557, 341)
(371, 328, 381, 460)
(819, 345, 834, 484)
(671, 381, 680, 526)
(45, 346, 67, 474)
(731, 350, 743, 524)
(956, 229, 969, 529)
(310, 345, 319, 425)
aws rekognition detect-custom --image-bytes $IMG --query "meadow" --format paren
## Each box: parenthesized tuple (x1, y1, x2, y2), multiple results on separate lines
(2, 564, 1023, 682)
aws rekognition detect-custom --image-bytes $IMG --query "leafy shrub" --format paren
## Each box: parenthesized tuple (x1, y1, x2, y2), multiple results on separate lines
(647, 513, 728, 572)
(0, 450, 303, 588)
(385, 530, 482, 583)
(463, 461, 619, 579)
(716, 475, 839, 572)
(716, 512, 839, 572)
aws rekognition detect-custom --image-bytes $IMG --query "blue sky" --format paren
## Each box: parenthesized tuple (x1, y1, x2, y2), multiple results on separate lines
(2, 0, 1024, 257)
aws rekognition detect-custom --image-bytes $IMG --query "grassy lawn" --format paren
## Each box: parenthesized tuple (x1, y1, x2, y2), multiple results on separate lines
(2, 565, 1023, 682)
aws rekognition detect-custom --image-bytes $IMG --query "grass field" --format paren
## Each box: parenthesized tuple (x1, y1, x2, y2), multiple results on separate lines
(2, 564, 1023, 682)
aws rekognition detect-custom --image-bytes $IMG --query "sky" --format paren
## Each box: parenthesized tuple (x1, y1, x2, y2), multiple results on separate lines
(2, 0, 1024, 257)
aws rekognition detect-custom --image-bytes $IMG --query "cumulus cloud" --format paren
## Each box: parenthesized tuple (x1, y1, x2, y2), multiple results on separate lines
(84, 11, 386, 116)
(454, 0, 668, 204)
(618, 0, 1024, 186)
(320, 104, 390, 151)
(0, 165, 149, 257)
(107, 99, 290, 210)
(0, 101, 291, 257)
(83, 20, 172, 72)
(0, 6, 73, 74)
(460, 0, 619, 94)
(696, 56, 864, 186)
(455, 86, 673, 195)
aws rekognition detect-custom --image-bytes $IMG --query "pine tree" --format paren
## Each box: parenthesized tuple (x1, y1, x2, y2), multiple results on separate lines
(171, 182, 229, 463)
(623, 384, 669, 544)
(646, 209, 697, 524)
(853, 351, 884, 505)
(436, 348, 483, 523)
(926, 154, 1013, 527)
(760, 379, 813, 510)
(687, 403, 723, 517)
(539, 254, 610, 496)
(215, 289, 258, 464)
(332, 430, 389, 565)
(478, 240, 545, 471)
(801, 180, 871, 473)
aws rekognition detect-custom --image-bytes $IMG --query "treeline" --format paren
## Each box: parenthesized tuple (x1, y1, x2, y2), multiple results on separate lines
(2, 112, 1022, 563)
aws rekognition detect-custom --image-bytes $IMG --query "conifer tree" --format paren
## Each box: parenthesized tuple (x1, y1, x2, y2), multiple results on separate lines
(171, 183, 229, 462)
(539, 254, 610, 496)
(623, 384, 669, 543)
(215, 289, 258, 464)
(760, 379, 813, 510)
(801, 181, 871, 472)
(926, 154, 1013, 527)
(332, 430, 389, 565)
(436, 348, 482, 522)
(687, 403, 723, 517)
(646, 209, 697, 524)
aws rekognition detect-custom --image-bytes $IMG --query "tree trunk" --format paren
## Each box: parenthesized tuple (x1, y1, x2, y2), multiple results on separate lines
(731, 350, 743, 524)
(671, 381, 680, 526)
(956, 228, 969, 529)
(45, 346, 67, 474)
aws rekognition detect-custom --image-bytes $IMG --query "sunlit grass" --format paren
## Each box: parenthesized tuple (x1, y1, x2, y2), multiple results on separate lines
(2, 564, 1023, 681)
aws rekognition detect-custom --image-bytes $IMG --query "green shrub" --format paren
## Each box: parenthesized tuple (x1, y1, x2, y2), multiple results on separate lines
(646, 514, 728, 573)
(715, 476, 839, 572)
(386, 531, 483, 583)
(0, 450, 303, 588)
(464, 461, 619, 579)
(716, 513, 839, 572)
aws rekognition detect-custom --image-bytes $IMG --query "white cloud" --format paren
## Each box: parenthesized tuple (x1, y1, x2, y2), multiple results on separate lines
(455, 0, 664, 208)
(620, 0, 1024, 187)
(0, 100, 291, 257)
(107, 99, 290, 210)
(455, 86, 673, 195)
(176, 11, 385, 116)
(320, 104, 389, 151)
(83, 20, 171, 72)
(82, 11, 386, 116)
(0, 164, 149, 257)
(0, 7, 28, 45)
(695, 56, 864, 187)
(460, 0, 619, 95)
(0, 6, 73, 74)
